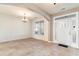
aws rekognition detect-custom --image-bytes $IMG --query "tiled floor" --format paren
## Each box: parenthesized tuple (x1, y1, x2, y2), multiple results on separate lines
(0, 38, 79, 56)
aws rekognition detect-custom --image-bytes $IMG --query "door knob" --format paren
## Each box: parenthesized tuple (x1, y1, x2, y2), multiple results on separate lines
(73, 26, 75, 28)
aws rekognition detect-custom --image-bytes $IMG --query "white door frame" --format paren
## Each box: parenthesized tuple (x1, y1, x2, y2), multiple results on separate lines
(53, 12, 79, 48)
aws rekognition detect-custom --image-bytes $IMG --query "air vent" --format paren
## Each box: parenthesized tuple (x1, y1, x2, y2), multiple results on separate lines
(58, 44, 68, 48)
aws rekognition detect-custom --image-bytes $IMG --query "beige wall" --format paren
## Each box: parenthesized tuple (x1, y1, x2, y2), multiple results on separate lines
(0, 13, 50, 42)
(0, 14, 32, 42)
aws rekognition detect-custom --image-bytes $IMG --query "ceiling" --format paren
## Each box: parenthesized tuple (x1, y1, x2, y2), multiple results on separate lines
(33, 3, 79, 15)
(0, 3, 79, 20)
(0, 4, 43, 20)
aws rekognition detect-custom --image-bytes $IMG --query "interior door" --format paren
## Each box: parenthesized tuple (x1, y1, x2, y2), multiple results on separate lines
(64, 17, 73, 46)
(55, 19, 66, 44)
(70, 16, 77, 48)
(54, 14, 79, 48)
(55, 16, 76, 46)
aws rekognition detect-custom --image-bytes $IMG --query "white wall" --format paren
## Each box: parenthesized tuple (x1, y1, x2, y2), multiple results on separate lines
(0, 13, 50, 42)
(32, 18, 49, 41)
(0, 14, 32, 42)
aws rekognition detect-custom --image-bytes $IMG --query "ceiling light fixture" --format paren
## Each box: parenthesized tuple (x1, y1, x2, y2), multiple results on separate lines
(22, 13, 28, 23)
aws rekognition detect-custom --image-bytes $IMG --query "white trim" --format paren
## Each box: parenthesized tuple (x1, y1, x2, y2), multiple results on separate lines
(53, 12, 78, 19)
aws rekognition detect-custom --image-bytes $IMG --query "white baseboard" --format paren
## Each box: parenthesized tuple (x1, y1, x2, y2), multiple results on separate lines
(0, 37, 32, 43)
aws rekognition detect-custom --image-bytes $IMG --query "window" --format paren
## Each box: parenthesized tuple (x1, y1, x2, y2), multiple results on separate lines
(34, 21, 44, 35)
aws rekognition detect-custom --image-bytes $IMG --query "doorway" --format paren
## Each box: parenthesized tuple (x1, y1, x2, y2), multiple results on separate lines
(53, 13, 79, 48)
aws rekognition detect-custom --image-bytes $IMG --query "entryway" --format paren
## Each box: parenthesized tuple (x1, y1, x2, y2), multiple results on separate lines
(53, 12, 79, 48)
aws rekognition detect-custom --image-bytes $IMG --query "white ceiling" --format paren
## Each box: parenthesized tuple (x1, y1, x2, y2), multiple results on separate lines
(0, 3, 79, 20)
(33, 3, 79, 15)
(0, 4, 43, 20)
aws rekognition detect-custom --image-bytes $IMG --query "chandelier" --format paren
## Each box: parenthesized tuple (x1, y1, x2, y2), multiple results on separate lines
(22, 13, 28, 23)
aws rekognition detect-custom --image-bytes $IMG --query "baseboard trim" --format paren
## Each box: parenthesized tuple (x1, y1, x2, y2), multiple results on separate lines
(32, 37, 53, 43)
(0, 37, 32, 43)
(48, 41, 53, 43)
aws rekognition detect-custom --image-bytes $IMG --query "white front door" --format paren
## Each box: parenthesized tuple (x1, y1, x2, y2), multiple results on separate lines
(55, 19, 72, 45)
(54, 15, 77, 47)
